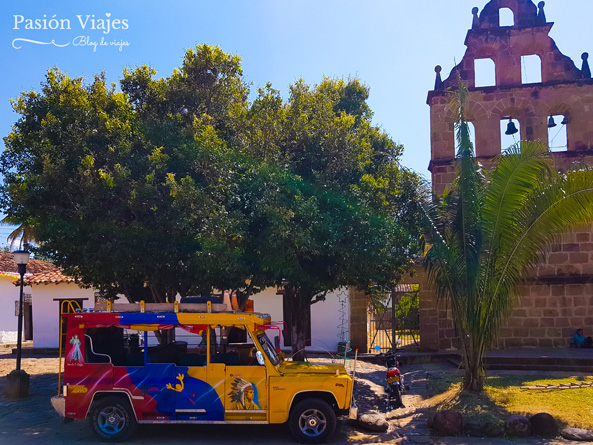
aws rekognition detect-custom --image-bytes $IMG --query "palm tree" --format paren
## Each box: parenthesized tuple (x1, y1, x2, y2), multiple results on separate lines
(423, 83, 593, 391)
(0, 216, 37, 249)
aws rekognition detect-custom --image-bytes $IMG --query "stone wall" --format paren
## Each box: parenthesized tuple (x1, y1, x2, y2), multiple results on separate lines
(349, 287, 368, 353)
(414, 225, 593, 351)
(496, 224, 593, 348)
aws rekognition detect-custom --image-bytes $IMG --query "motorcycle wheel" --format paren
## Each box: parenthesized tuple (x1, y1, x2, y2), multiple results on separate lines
(394, 385, 404, 408)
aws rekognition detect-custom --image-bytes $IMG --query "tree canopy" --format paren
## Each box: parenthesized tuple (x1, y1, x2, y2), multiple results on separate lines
(1, 44, 422, 357)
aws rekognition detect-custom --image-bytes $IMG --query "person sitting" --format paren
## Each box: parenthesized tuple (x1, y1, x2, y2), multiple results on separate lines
(572, 329, 593, 348)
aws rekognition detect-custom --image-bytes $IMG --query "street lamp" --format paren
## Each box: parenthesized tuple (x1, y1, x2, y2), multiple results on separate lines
(14, 250, 30, 371)
(5, 250, 30, 398)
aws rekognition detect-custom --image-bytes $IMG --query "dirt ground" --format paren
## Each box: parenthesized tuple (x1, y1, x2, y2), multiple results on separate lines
(0, 345, 59, 376)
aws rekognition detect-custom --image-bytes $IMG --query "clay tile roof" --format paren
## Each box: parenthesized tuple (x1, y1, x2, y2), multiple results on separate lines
(0, 252, 76, 286)
(0, 251, 59, 275)
(22, 269, 77, 285)
(393, 284, 415, 293)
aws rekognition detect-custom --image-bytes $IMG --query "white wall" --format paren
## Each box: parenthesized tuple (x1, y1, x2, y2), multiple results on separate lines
(26, 283, 351, 351)
(251, 287, 350, 353)
(32, 283, 95, 348)
(0, 276, 32, 343)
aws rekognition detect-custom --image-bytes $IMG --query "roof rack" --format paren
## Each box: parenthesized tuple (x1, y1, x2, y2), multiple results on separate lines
(94, 301, 229, 313)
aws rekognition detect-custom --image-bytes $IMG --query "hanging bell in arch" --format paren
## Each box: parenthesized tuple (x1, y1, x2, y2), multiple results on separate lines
(547, 116, 557, 128)
(505, 118, 518, 135)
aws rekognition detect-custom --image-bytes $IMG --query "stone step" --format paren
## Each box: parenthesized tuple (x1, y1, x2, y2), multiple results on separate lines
(447, 357, 593, 373)
(484, 355, 593, 366)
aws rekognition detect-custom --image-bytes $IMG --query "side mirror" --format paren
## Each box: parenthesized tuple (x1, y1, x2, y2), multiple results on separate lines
(256, 350, 265, 365)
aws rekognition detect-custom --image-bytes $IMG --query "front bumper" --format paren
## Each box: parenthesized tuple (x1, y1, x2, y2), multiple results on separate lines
(51, 395, 65, 417)
(348, 402, 358, 419)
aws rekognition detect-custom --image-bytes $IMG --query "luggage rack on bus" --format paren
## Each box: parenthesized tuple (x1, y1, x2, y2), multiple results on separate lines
(93, 301, 230, 313)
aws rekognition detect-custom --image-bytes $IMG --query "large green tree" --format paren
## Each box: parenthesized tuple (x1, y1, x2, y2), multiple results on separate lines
(423, 84, 593, 391)
(240, 79, 421, 358)
(1, 46, 250, 304)
(1, 45, 421, 357)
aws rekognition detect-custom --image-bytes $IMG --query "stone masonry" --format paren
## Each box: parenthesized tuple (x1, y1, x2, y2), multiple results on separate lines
(425, 0, 593, 350)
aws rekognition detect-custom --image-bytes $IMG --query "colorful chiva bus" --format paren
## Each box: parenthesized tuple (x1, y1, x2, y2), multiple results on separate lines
(51, 302, 353, 443)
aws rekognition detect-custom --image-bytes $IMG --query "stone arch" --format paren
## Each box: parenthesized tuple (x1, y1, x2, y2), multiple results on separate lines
(443, 104, 456, 121)
(533, 101, 572, 124)
(544, 102, 574, 151)
(497, 0, 525, 20)
(498, 6, 515, 27)
(466, 43, 507, 87)
(465, 103, 488, 155)
(547, 103, 571, 118)
(479, 0, 539, 29)
(491, 97, 536, 119)
(466, 101, 489, 121)
(469, 44, 500, 61)
(544, 103, 571, 151)
(514, 40, 547, 59)
(442, 105, 457, 135)
(441, 101, 488, 124)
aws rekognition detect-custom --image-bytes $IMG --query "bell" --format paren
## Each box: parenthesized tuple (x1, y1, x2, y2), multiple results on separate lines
(505, 119, 518, 135)
(561, 117, 568, 125)
(547, 116, 557, 128)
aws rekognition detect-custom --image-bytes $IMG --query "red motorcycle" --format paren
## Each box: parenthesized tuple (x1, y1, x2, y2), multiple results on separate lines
(383, 351, 405, 410)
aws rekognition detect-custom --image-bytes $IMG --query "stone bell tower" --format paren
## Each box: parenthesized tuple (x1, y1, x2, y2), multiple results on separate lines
(424, 0, 593, 350)
(428, 0, 593, 195)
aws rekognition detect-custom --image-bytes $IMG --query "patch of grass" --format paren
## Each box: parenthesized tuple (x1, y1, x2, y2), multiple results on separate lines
(485, 375, 593, 430)
(427, 373, 593, 429)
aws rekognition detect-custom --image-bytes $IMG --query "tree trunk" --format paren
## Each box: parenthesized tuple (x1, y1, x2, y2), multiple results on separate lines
(461, 338, 484, 392)
(285, 286, 312, 362)
(151, 286, 175, 344)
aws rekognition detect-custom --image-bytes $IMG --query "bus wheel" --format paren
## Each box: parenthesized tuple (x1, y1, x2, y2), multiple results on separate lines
(289, 398, 336, 444)
(89, 396, 137, 442)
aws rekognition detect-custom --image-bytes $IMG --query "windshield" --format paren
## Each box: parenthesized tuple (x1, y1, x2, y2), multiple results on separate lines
(257, 332, 282, 366)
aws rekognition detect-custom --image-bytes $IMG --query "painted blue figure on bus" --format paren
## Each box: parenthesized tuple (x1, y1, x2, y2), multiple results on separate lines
(69, 334, 82, 363)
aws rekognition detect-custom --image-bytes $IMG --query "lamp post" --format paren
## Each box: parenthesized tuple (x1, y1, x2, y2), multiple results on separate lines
(14, 250, 30, 371)
(5, 250, 30, 398)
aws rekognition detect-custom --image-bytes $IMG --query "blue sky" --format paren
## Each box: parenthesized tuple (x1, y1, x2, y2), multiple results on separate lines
(1, 0, 593, 247)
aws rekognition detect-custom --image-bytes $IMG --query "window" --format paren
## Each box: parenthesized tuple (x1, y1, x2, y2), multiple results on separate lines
(521, 55, 542, 84)
(467, 121, 477, 152)
(257, 332, 281, 366)
(501, 118, 520, 151)
(499, 8, 514, 27)
(474, 58, 496, 87)
(548, 115, 568, 152)
(85, 326, 129, 365)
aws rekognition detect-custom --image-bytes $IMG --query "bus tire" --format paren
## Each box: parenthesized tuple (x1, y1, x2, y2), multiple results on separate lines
(89, 396, 137, 442)
(289, 398, 336, 443)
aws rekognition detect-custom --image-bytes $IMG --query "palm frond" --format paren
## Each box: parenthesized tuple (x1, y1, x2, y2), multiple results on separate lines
(0, 216, 37, 249)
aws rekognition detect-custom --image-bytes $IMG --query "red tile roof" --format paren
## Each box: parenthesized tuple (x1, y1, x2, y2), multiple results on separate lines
(393, 284, 415, 293)
(0, 251, 59, 275)
(0, 252, 77, 286)
(22, 270, 77, 285)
